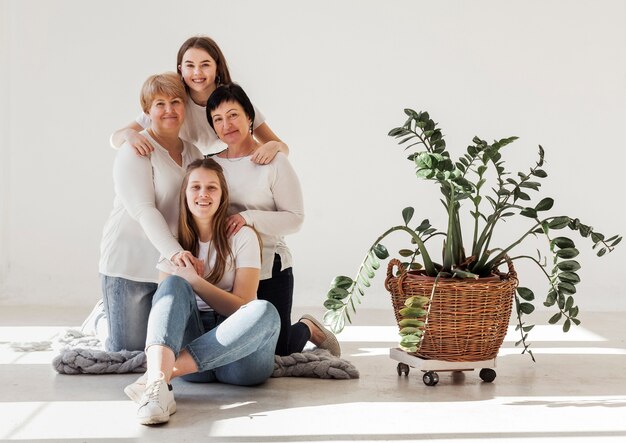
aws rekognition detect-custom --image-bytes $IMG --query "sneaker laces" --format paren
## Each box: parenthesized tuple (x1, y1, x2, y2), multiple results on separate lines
(143, 379, 163, 403)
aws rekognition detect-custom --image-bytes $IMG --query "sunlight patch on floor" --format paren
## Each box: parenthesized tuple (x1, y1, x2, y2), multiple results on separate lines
(0, 401, 141, 440)
(208, 397, 626, 438)
(0, 326, 72, 343)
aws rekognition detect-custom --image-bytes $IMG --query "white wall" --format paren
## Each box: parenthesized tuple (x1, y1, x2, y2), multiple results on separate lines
(1, 0, 625, 317)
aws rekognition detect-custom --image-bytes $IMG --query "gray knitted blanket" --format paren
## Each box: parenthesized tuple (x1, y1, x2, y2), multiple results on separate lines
(15, 329, 358, 379)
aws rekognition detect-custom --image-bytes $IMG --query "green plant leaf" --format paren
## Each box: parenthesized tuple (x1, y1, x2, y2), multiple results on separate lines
(556, 260, 581, 272)
(331, 275, 353, 289)
(323, 299, 344, 310)
(373, 244, 389, 260)
(548, 312, 562, 324)
(402, 207, 414, 225)
(597, 247, 607, 257)
(416, 219, 430, 232)
(327, 287, 349, 300)
(365, 259, 376, 275)
(388, 127, 408, 137)
(398, 249, 414, 258)
(416, 168, 433, 179)
(545, 290, 557, 306)
(535, 197, 554, 211)
(519, 302, 535, 314)
(555, 248, 579, 259)
(520, 208, 537, 218)
(552, 237, 575, 249)
(361, 265, 375, 279)
(579, 224, 592, 237)
(558, 271, 580, 283)
(548, 217, 570, 229)
(517, 287, 535, 301)
(611, 237, 622, 247)
(323, 309, 345, 333)
(565, 296, 574, 310)
(520, 181, 541, 190)
(357, 274, 371, 287)
(563, 319, 571, 332)
(532, 169, 548, 178)
(590, 232, 605, 243)
(367, 252, 380, 270)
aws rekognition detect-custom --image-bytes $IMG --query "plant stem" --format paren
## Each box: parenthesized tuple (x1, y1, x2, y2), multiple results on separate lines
(374, 226, 436, 275)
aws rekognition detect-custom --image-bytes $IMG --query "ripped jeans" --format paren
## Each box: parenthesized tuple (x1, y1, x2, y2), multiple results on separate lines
(145, 275, 280, 385)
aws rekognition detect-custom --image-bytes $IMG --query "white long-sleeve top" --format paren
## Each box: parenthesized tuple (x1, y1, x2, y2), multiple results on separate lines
(213, 153, 304, 280)
(99, 131, 203, 282)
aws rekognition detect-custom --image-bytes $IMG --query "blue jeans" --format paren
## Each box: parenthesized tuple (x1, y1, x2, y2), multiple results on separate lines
(100, 274, 157, 352)
(146, 275, 280, 386)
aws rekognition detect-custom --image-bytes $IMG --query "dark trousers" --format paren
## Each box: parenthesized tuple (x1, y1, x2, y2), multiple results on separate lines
(257, 254, 310, 356)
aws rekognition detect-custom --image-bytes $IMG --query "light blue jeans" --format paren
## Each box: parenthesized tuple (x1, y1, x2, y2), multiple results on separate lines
(100, 274, 157, 352)
(146, 275, 280, 386)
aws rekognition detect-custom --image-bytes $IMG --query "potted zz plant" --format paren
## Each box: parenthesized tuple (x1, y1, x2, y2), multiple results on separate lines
(323, 108, 621, 362)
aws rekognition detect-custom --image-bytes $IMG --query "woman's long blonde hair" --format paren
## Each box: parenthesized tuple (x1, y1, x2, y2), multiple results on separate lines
(178, 158, 232, 284)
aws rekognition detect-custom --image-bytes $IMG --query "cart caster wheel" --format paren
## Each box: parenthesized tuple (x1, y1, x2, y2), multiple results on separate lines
(397, 363, 410, 376)
(479, 368, 496, 382)
(423, 371, 439, 386)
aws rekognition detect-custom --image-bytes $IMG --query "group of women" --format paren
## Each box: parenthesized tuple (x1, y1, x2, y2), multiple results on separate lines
(97, 36, 339, 425)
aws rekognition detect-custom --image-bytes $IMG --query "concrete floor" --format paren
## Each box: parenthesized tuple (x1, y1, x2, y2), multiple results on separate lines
(1, 305, 625, 442)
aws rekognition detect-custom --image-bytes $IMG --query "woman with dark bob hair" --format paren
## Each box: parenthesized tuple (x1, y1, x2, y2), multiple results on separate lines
(205, 83, 340, 357)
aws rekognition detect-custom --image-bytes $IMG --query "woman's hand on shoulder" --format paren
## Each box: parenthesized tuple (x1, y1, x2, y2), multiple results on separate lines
(172, 250, 205, 276)
(250, 140, 287, 165)
(126, 130, 155, 157)
(226, 214, 247, 237)
(111, 121, 154, 155)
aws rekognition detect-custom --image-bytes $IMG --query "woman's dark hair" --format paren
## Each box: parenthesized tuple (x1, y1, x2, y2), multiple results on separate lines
(206, 83, 256, 134)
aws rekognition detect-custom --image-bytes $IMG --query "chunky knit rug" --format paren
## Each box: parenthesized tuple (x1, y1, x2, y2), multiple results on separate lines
(12, 329, 359, 379)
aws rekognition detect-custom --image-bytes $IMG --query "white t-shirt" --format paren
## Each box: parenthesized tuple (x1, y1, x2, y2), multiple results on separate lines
(99, 131, 203, 282)
(213, 153, 304, 280)
(157, 226, 261, 311)
(137, 96, 266, 155)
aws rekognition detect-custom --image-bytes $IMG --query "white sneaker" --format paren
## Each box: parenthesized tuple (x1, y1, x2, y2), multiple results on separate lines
(80, 300, 105, 336)
(124, 373, 148, 403)
(136, 374, 176, 425)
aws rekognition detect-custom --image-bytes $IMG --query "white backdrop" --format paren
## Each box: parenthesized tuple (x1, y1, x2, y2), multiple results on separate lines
(1, 0, 625, 316)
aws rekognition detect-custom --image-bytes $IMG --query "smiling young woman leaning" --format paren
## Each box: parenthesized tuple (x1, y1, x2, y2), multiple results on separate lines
(128, 158, 280, 425)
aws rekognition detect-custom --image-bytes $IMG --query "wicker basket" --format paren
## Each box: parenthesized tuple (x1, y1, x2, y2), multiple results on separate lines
(385, 258, 518, 362)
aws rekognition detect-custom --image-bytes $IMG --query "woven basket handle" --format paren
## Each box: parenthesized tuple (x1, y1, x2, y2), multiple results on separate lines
(384, 258, 405, 292)
(502, 255, 517, 279)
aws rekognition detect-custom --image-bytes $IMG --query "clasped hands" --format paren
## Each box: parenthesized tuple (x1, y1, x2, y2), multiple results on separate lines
(170, 251, 204, 283)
